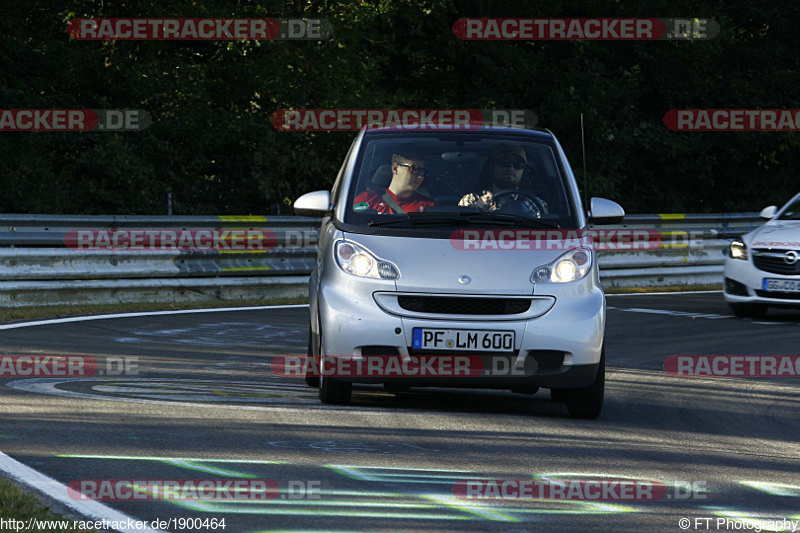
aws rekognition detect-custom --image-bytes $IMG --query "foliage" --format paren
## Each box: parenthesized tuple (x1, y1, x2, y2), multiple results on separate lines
(1, 0, 799, 214)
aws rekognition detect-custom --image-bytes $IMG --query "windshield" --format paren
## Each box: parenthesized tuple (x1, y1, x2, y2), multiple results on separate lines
(778, 197, 800, 220)
(342, 132, 578, 229)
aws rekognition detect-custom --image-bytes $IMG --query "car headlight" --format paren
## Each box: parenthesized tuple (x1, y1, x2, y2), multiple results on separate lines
(335, 241, 399, 279)
(729, 240, 748, 260)
(531, 247, 593, 283)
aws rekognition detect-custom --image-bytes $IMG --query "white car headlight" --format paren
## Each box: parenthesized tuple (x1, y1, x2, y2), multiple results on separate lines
(335, 241, 399, 280)
(531, 247, 593, 283)
(729, 240, 748, 260)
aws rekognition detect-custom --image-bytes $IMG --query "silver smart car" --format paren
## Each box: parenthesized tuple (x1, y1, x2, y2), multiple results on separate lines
(294, 126, 624, 418)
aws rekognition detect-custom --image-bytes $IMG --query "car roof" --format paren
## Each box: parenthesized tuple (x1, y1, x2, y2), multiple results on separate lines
(362, 125, 554, 140)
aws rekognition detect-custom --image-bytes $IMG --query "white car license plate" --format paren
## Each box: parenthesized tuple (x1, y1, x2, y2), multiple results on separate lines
(412, 328, 515, 352)
(762, 278, 800, 292)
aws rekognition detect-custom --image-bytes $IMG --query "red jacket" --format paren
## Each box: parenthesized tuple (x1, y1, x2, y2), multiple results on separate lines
(353, 189, 435, 214)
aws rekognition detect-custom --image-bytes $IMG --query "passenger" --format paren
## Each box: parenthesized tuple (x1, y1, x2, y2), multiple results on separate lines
(459, 144, 548, 217)
(353, 150, 435, 214)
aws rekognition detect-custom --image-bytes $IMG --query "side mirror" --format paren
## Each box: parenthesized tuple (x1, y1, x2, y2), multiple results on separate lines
(588, 197, 625, 225)
(759, 205, 778, 219)
(294, 190, 331, 217)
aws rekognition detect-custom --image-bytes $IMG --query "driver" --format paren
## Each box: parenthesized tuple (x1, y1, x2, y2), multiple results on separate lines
(353, 149, 436, 214)
(458, 144, 548, 217)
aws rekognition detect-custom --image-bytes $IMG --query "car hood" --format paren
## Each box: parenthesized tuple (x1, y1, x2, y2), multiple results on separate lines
(346, 233, 571, 294)
(747, 220, 800, 248)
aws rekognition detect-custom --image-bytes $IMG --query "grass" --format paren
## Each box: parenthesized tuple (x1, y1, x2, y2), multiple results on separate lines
(605, 284, 722, 294)
(0, 478, 95, 532)
(0, 297, 309, 323)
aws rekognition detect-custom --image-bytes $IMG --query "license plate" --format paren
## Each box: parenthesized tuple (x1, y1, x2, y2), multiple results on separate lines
(412, 328, 515, 352)
(762, 278, 800, 292)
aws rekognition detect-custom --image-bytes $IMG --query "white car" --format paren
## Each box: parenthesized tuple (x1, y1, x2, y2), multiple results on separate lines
(724, 193, 800, 317)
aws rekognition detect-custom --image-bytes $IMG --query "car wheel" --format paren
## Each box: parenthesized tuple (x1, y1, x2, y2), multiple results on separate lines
(314, 321, 352, 404)
(305, 326, 319, 388)
(729, 303, 768, 318)
(319, 371, 352, 405)
(565, 347, 605, 419)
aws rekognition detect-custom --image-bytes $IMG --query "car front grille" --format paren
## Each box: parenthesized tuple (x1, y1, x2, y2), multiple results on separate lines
(397, 296, 531, 315)
(752, 250, 800, 275)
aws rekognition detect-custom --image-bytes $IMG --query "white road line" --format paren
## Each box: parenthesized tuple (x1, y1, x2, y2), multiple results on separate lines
(0, 451, 167, 533)
(606, 306, 731, 319)
(0, 304, 309, 331)
(607, 306, 789, 324)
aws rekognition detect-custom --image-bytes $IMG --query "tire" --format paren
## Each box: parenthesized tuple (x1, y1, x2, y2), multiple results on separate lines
(319, 371, 352, 405)
(729, 303, 768, 318)
(313, 318, 352, 404)
(565, 347, 605, 419)
(305, 327, 319, 388)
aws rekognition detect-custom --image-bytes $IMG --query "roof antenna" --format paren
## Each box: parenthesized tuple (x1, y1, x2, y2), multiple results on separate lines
(580, 113, 588, 212)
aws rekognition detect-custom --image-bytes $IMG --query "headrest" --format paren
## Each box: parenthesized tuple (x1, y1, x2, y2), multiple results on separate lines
(371, 163, 393, 188)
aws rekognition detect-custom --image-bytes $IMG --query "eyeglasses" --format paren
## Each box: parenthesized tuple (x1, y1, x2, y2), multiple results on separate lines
(396, 163, 426, 175)
(495, 158, 525, 170)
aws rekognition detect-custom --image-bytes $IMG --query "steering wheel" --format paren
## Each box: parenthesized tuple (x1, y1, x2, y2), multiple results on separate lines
(492, 189, 548, 218)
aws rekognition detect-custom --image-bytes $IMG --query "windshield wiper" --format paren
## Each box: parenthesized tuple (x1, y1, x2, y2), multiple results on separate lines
(367, 215, 469, 228)
(367, 217, 413, 227)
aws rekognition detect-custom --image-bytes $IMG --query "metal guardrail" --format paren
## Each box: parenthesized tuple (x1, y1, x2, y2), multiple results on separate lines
(595, 213, 762, 289)
(0, 213, 764, 307)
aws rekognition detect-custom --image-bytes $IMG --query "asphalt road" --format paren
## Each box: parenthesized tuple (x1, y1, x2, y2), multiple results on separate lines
(1, 293, 799, 533)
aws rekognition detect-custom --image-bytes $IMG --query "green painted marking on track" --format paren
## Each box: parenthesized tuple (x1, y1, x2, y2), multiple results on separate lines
(53, 457, 637, 522)
(739, 481, 800, 497)
(162, 459, 258, 478)
(421, 494, 520, 522)
(172, 500, 476, 520)
(325, 464, 490, 483)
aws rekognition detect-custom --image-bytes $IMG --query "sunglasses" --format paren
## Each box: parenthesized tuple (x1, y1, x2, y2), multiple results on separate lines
(496, 158, 525, 171)
(396, 163, 426, 175)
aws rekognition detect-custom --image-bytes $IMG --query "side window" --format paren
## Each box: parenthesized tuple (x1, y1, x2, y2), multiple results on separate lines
(330, 139, 356, 207)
